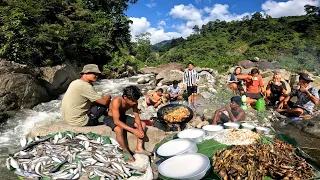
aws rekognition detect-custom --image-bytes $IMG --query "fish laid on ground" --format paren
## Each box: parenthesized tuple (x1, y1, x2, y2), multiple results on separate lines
(7, 133, 146, 179)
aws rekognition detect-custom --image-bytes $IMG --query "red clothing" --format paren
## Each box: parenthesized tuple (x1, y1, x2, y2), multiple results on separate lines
(245, 75, 263, 94)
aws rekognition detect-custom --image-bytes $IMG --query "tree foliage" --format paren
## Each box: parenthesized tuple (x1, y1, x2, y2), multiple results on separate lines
(154, 5, 320, 74)
(0, 0, 137, 66)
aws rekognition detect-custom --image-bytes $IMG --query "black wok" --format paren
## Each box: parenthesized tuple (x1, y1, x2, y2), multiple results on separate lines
(157, 104, 194, 124)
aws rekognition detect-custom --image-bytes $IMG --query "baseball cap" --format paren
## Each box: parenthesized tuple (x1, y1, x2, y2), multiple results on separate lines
(299, 73, 313, 82)
(80, 64, 101, 74)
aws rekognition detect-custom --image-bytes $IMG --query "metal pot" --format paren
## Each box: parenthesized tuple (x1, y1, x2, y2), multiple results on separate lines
(157, 104, 194, 124)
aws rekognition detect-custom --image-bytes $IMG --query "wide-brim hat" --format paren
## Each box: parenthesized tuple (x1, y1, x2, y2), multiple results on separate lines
(80, 64, 101, 74)
(299, 73, 313, 82)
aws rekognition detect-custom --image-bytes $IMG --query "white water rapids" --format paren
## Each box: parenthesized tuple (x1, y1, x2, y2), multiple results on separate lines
(0, 74, 151, 179)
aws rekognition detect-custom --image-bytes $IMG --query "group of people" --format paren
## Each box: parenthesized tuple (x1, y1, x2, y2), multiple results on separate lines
(145, 62, 200, 108)
(61, 63, 319, 162)
(226, 67, 319, 119)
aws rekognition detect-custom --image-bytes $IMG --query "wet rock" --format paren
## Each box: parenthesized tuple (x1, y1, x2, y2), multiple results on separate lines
(200, 91, 213, 99)
(137, 77, 149, 84)
(237, 60, 255, 69)
(156, 70, 183, 85)
(0, 112, 9, 124)
(28, 121, 167, 152)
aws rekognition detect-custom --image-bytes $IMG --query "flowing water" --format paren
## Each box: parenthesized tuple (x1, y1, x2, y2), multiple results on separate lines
(0, 75, 152, 179)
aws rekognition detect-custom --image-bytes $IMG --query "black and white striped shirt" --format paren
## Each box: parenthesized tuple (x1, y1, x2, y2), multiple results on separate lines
(183, 69, 200, 86)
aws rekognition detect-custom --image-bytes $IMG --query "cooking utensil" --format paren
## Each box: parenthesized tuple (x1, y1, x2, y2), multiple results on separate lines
(177, 128, 205, 143)
(158, 153, 210, 180)
(156, 139, 198, 158)
(255, 126, 271, 134)
(157, 104, 194, 124)
(202, 125, 224, 136)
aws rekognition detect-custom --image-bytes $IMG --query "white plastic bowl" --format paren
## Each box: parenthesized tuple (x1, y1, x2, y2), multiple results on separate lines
(156, 139, 198, 158)
(223, 122, 240, 129)
(241, 123, 255, 130)
(202, 125, 224, 136)
(177, 129, 205, 143)
(158, 153, 210, 180)
(256, 126, 271, 134)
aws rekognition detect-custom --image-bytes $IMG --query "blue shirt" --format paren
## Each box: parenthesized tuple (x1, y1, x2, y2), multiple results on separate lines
(167, 85, 182, 95)
(290, 85, 319, 114)
(230, 74, 243, 84)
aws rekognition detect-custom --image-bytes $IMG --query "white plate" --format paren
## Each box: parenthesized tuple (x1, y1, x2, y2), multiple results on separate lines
(202, 125, 224, 132)
(223, 122, 240, 129)
(256, 126, 271, 134)
(177, 129, 205, 143)
(241, 123, 255, 130)
(158, 153, 210, 180)
(156, 139, 197, 157)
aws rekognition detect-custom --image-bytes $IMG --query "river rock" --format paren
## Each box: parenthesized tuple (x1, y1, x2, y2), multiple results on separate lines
(255, 61, 277, 70)
(140, 63, 184, 74)
(156, 70, 183, 85)
(28, 121, 167, 152)
(251, 57, 260, 62)
(0, 73, 50, 111)
(202, 108, 214, 122)
(137, 77, 148, 84)
(237, 60, 255, 69)
(200, 91, 213, 99)
(38, 64, 80, 97)
(0, 60, 34, 74)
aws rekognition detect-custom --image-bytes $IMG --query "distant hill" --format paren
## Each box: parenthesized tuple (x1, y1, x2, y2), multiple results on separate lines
(152, 40, 172, 51)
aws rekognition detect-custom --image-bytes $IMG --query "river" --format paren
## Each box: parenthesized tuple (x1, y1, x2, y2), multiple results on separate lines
(0, 75, 151, 179)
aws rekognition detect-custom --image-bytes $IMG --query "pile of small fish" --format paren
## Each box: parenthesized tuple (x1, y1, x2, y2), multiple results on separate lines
(213, 139, 314, 180)
(6, 132, 145, 179)
(205, 129, 260, 145)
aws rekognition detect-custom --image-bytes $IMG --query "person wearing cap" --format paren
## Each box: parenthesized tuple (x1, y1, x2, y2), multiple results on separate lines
(265, 71, 287, 106)
(61, 64, 111, 126)
(165, 80, 183, 103)
(277, 73, 319, 117)
(236, 68, 265, 105)
(212, 96, 245, 125)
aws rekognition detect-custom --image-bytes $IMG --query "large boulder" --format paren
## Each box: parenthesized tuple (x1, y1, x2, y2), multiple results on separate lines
(0, 60, 34, 74)
(255, 61, 277, 70)
(38, 64, 80, 97)
(156, 69, 184, 85)
(237, 60, 255, 69)
(0, 73, 50, 111)
(28, 121, 167, 152)
(140, 63, 184, 75)
(198, 71, 215, 85)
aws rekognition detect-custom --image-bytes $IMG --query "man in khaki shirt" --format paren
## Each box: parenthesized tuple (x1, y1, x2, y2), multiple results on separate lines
(62, 64, 111, 126)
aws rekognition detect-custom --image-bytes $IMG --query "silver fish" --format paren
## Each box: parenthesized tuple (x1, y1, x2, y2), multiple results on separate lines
(20, 137, 27, 147)
(10, 157, 19, 169)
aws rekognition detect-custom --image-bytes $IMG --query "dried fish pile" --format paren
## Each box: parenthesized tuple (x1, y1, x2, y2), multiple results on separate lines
(6, 132, 145, 179)
(205, 129, 260, 145)
(213, 139, 314, 180)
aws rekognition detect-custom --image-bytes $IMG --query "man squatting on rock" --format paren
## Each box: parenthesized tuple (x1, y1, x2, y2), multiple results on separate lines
(62, 64, 111, 126)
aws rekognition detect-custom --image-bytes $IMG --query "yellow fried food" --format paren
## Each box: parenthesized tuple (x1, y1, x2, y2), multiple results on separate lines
(163, 107, 190, 123)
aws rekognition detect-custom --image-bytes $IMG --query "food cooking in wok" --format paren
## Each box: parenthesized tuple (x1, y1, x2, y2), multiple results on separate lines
(163, 106, 190, 123)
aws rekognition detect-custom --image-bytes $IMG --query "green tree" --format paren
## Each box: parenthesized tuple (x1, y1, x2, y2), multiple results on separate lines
(134, 32, 153, 62)
(0, 0, 137, 66)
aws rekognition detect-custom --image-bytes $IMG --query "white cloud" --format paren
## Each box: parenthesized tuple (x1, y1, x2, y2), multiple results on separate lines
(169, 4, 202, 21)
(146, 0, 156, 8)
(129, 17, 181, 44)
(158, 20, 166, 27)
(261, 0, 320, 17)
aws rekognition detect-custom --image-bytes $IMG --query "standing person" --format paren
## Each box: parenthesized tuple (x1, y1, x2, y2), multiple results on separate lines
(228, 67, 244, 95)
(265, 71, 287, 106)
(212, 96, 245, 125)
(165, 80, 183, 103)
(104, 85, 152, 162)
(236, 68, 265, 105)
(61, 64, 111, 126)
(145, 88, 166, 108)
(183, 62, 200, 107)
(277, 73, 319, 117)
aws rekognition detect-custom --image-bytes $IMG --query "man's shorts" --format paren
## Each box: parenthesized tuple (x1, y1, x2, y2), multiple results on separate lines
(287, 101, 312, 115)
(246, 93, 262, 100)
(187, 86, 197, 96)
(104, 115, 136, 130)
(86, 104, 107, 126)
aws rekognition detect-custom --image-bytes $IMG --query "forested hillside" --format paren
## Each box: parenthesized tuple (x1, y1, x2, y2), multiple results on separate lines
(149, 5, 320, 74)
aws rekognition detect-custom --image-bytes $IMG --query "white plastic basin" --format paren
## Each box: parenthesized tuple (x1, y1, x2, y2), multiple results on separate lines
(241, 123, 255, 130)
(156, 139, 198, 158)
(223, 122, 240, 129)
(177, 129, 205, 143)
(256, 126, 271, 134)
(158, 153, 210, 180)
(202, 125, 224, 136)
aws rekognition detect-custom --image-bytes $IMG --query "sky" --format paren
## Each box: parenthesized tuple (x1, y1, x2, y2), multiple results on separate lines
(125, 0, 320, 44)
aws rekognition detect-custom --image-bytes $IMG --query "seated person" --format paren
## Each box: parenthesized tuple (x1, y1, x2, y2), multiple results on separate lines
(228, 67, 244, 95)
(104, 85, 152, 162)
(266, 71, 287, 105)
(212, 96, 245, 125)
(165, 80, 183, 103)
(277, 73, 319, 117)
(146, 88, 166, 108)
(236, 68, 265, 105)
(62, 64, 111, 126)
